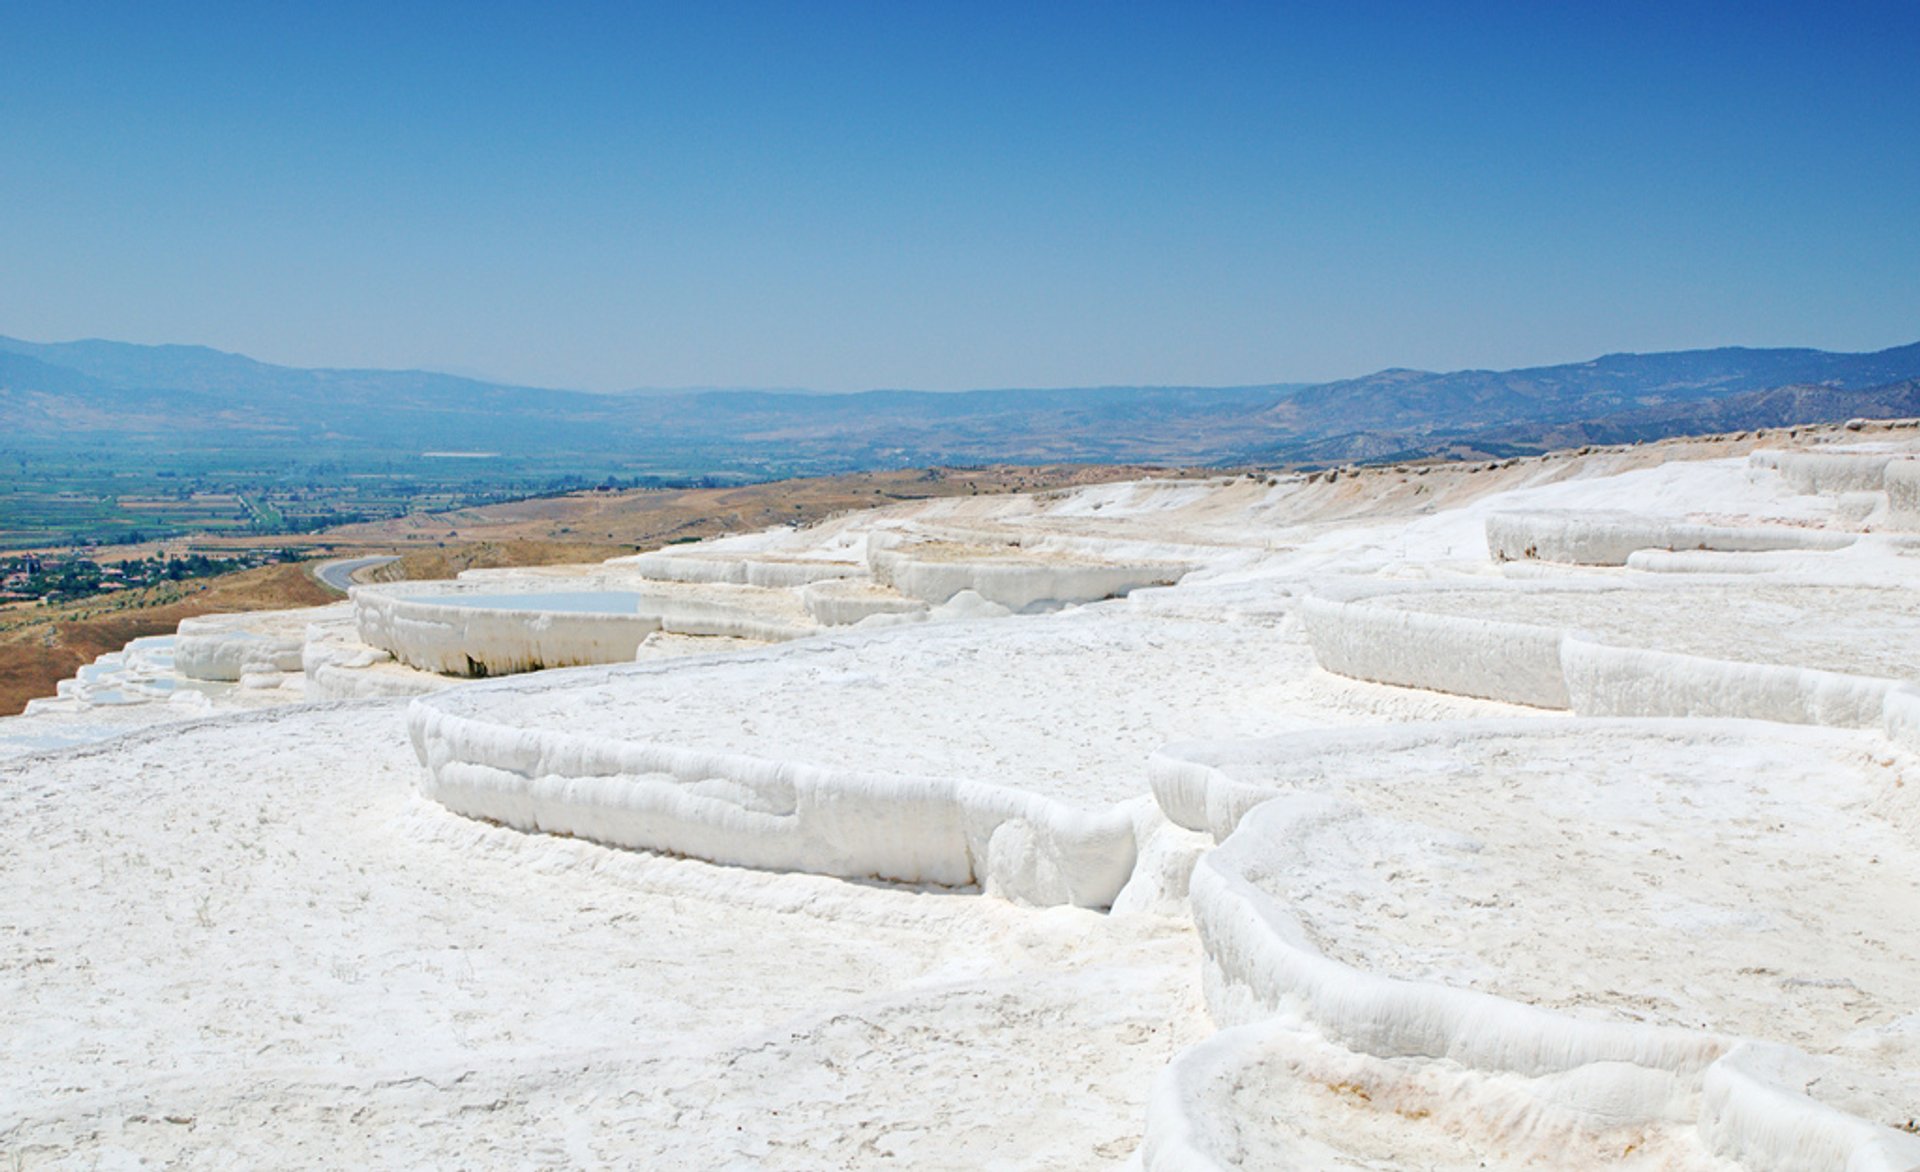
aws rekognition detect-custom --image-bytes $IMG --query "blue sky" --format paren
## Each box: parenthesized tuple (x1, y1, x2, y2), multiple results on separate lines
(2, 1, 1915, 391)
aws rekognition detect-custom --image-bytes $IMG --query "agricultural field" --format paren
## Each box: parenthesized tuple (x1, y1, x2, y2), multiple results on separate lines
(0, 442, 758, 552)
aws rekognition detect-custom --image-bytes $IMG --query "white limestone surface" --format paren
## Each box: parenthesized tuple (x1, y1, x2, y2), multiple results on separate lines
(801, 576, 930, 625)
(867, 532, 1191, 610)
(1624, 548, 1828, 574)
(446, 614, 1330, 805)
(351, 584, 664, 676)
(405, 607, 1535, 910)
(0, 705, 1209, 1168)
(1764, 449, 1898, 495)
(1380, 581, 1920, 682)
(1142, 1016, 1731, 1171)
(1885, 459, 1920, 527)
(175, 603, 352, 682)
(352, 571, 821, 677)
(1486, 509, 1855, 565)
(1561, 637, 1900, 729)
(1153, 720, 1920, 1166)
(0, 699, 207, 760)
(1298, 586, 1573, 708)
(55, 635, 193, 705)
(1301, 575, 1920, 731)
(407, 613, 1331, 908)
(3, 629, 319, 759)
(301, 614, 450, 700)
(630, 629, 765, 660)
(620, 548, 866, 588)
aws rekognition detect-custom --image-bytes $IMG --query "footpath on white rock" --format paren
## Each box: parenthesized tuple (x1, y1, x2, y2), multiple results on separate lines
(5, 420, 1920, 1169)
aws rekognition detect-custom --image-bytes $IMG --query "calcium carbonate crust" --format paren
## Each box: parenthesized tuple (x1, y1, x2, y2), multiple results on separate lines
(175, 607, 349, 682)
(1764, 450, 1899, 496)
(1485, 510, 1855, 566)
(1885, 460, 1920, 528)
(354, 587, 662, 676)
(799, 576, 932, 626)
(1299, 577, 1920, 734)
(866, 530, 1191, 611)
(618, 550, 866, 589)
(1140, 722, 1920, 1172)
(352, 582, 815, 677)
(406, 646, 1145, 909)
(41, 440, 1920, 1167)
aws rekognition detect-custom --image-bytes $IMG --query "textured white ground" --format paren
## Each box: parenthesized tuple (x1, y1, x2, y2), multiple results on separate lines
(1375, 584, 1920, 680)
(1184, 1021, 1735, 1170)
(1, 705, 1207, 1168)
(1237, 725, 1920, 1127)
(452, 613, 1525, 810)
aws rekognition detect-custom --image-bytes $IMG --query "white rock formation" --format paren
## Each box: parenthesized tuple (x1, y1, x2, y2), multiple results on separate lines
(867, 530, 1190, 610)
(1486, 509, 1855, 565)
(8, 419, 1920, 1166)
(351, 585, 665, 676)
(618, 548, 866, 588)
(800, 576, 931, 625)
(1765, 448, 1898, 495)
(1148, 720, 1920, 1170)
(405, 615, 1331, 909)
(176, 603, 352, 682)
(1303, 576, 1920, 730)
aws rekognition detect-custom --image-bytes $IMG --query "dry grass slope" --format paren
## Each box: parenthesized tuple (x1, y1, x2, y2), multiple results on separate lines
(0, 563, 336, 715)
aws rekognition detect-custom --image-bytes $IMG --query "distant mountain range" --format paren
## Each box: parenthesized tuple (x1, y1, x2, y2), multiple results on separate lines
(4, 333, 1919, 473)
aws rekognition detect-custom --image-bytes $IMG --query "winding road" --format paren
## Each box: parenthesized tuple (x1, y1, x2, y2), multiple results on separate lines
(314, 555, 399, 593)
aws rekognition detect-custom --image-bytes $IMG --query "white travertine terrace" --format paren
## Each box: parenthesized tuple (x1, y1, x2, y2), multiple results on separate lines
(176, 603, 353, 683)
(352, 584, 657, 676)
(1302, 575, 1920, 730)
(1299, 582, 1576, 707)
(867, 530, 1192, 610)
(1485, 509, 1857, 565)
(800, 575, 932, 625)
(1398, 580, 1920, 678)
(10, 419, 1920, 1166)
(1884, 459, 1920, 528)
(615, 548, 866, 588)
(1147, 720, 1920, 1170)
(1766, 449, 1900, 495)
(407, 615, 1339, 908)
(301, 613, 447, 700)
(350, 573, 820, 676)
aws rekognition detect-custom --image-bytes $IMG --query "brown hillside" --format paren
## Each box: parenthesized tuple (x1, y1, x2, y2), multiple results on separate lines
(0, 563, 334, 716)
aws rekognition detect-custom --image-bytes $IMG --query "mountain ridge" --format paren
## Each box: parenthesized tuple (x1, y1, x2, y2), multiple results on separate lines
(3, 332, 1919, 473)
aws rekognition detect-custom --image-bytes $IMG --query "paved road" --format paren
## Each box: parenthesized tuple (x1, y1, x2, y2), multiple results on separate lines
(314, 555, 399, 594)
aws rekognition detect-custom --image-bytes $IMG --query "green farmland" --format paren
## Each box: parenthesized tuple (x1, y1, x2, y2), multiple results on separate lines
(0, 441, 768, 552)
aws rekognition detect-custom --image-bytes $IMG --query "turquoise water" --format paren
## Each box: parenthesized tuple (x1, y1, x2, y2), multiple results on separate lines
(0, 729, 129, 753)
(406, 591, 645, 614)
(140, 678, 228, 695)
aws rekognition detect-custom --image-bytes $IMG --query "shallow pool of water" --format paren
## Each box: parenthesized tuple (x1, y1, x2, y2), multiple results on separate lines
(405, 591, 646, 615)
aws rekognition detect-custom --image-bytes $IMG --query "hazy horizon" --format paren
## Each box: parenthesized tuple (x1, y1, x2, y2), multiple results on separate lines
(8, 328, 1920, 399)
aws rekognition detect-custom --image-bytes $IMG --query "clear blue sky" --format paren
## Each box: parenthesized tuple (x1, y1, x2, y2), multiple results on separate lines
(2, 1, 1915, 391)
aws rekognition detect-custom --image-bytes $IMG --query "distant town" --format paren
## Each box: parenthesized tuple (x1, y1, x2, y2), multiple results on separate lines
(0, 548, 307, 605)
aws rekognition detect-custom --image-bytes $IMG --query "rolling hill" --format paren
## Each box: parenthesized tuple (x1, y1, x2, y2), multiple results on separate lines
(3, 334, 1919, 471)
